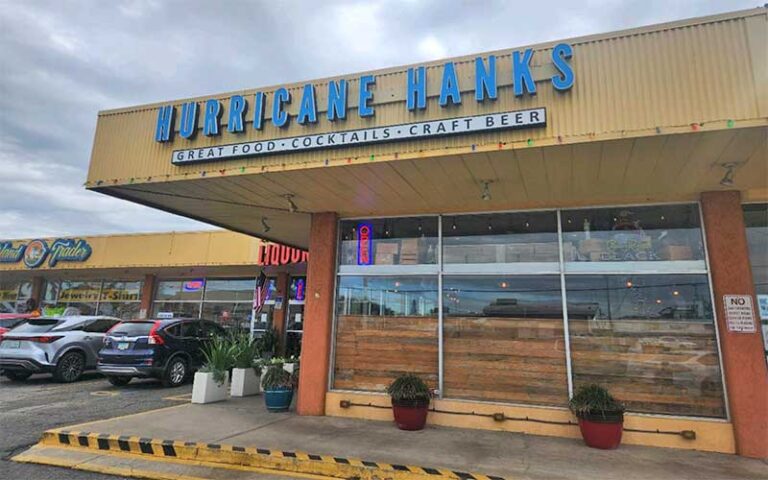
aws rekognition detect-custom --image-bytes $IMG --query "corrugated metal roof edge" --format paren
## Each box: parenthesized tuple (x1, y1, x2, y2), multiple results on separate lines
(0, 229, 264, 243)
(95, 7, 767, 118)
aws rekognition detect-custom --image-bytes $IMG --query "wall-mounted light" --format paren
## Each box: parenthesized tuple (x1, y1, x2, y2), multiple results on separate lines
(481, 181, 492, 201)
(261, 217, 271, 233)
(719, 162, 737, 187)
(284, 194, 298, 213)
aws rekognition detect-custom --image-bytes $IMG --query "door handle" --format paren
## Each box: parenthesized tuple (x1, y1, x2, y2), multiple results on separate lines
(83, 336, 92, 340)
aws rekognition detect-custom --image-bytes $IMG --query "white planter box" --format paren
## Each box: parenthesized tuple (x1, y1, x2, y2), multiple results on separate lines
(230, 368, 261, 397)
(283, 363, 295, 374)
(191, 371, 229, 404)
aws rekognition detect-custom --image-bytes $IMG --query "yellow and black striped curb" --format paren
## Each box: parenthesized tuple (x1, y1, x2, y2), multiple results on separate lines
(42, 429, 507, 480)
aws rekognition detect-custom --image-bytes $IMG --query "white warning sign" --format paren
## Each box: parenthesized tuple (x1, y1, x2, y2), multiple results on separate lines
(723, 295, 756, 333)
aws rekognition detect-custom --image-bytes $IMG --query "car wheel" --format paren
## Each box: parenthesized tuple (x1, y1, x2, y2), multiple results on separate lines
(107, 376, 132, 387)
(4, 370, 32, 381)
(162, 357, 187, 388)
(53, 351, 85, 383)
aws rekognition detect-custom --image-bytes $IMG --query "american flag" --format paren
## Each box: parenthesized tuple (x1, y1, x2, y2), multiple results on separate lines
(253, 271, 268, 313)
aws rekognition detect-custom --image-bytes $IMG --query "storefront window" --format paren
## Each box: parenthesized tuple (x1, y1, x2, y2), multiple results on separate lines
(152, 301, 200, 319)
(743, 203, 768, 356)
(43, 280, 100, 316)
(561, 205, 705, 268)
(155, 279, 206, 301)
(332, 204, 727, 419)
(443, 212, 559, 267)
(97, 281, 142, 320)
(334, 276, 438, 391)
(286, 276, 307, 358)
(443, 276, 568, 406)
(339, 217, 438, 267)
(0, 280, 31, 313)
(202, 279, 256, 332)
(566, 274, 725, 417)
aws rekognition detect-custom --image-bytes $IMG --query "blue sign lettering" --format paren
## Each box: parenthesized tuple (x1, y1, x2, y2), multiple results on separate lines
(153, 45, 574, 143)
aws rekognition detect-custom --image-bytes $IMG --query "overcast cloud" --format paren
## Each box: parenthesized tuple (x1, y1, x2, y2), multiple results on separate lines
(0, 0, 755, 239)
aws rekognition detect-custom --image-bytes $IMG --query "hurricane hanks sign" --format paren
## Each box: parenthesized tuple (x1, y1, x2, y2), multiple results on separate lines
(153, 43, 574, 165)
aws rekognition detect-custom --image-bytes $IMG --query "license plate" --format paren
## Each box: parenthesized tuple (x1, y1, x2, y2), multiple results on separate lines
(117, 342, 130, 351)
(3, 340, 21, 349)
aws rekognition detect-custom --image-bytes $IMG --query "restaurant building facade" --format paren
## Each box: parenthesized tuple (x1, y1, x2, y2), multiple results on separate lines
(81, 9, 766, 457)
(0, 231, 308, 355)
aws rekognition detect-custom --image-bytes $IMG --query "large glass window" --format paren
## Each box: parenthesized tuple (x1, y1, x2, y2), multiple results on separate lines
(744, 204, 768, 357)
(561, 204, 705, 269)
(0, 280, 31, 313)
(566, 274, 724, 417)
(332, 204, 727, 419)
(202, 279, 256, 333)
(339, 217, 438, 267)
(334, 276, 438, 391)
(97, 281, 142, 320)
(443, 211, 559, 267)
(43, 280, 100, 316)
(152, 277, 258, 333)
(443, 276, 568, 406)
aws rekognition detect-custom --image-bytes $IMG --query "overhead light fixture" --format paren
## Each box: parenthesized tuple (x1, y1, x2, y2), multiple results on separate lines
(719, 163, 737, 187)
(284, 194, 298, 213)
(261, 217, 271, 233)
(481, 181, 492, 201)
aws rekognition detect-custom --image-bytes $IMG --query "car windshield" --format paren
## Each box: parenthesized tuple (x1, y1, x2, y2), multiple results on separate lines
(0, 319, 23, 329)
(11, 319, 61, 333)
(109, 322, 154, 336)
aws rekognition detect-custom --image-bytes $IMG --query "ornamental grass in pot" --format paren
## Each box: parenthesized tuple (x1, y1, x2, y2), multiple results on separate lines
(193, 336, 233, 404)
(569, 384, 625, 449)
(230, 333, 262, 397)
(261, 365, 296, 412)
(387, 373, 432, 431)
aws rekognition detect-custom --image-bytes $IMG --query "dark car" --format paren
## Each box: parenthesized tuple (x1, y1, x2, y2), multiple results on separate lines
(97, 318, 226, 387)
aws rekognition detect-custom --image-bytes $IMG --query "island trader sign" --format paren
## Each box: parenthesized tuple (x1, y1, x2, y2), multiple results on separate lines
(158, 44, 574, 165)
(0, 239, 92, 269)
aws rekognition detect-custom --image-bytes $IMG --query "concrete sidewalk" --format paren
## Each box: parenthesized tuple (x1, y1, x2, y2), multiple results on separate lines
(16, 396, 768, 480)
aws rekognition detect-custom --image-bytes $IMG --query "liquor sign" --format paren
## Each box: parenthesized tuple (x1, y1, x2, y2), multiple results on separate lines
(724, 295, 756, 333)
(258, 244, 308, 266)
(357, 223, 373, 266)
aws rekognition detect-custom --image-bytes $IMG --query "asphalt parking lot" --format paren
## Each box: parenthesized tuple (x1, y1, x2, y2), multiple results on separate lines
(0, 371, 192, 480)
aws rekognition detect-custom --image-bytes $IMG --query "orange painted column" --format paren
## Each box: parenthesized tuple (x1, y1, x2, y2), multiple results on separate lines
(701, 191, 768, 459)
(297, 212, 338, 416)
(139, 274, 156, 319)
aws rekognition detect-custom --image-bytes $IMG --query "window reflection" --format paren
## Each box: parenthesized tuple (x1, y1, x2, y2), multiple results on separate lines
(443, 212, 559, 264)
(566, 274, 725, 417)
(442, 276, 568, 406)
(339, 217, 438, 266)
(334, 276, 438, 392)
(561, 205, 705, 262)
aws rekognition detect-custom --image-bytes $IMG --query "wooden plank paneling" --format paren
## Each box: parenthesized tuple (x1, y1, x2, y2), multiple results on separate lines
(569, 319, 726, 417)
(333, 315, 438, 392)
(443, 317, 569, 406)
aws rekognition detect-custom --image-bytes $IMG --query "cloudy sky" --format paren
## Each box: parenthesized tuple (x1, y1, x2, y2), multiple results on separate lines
(0, 0, 754, 239)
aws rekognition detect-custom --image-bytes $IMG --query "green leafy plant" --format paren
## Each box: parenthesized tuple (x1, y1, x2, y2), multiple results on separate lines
(230, 333, 260, 372)
(261, 365, 293, 390)
(569, 384, 625, 419)
(255, 328, 279, 359)
(387, 373, 432, 407)
(201, 335, 235, 385)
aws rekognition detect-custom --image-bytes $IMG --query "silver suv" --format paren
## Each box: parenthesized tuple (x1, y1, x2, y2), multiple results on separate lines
(0, 316, 120, 382)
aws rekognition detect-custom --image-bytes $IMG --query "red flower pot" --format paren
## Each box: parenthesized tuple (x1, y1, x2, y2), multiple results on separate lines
(391, 399, 429, 431)
(577, 412, 624, 449)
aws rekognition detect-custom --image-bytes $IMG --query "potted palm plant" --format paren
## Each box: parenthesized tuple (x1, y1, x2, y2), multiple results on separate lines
(569, 384, 625, 449)
(387, 373, 432, 431)
(230, 333, 262, 397)
(192, 336, 233, 404)
(261, 365, 295, 412)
